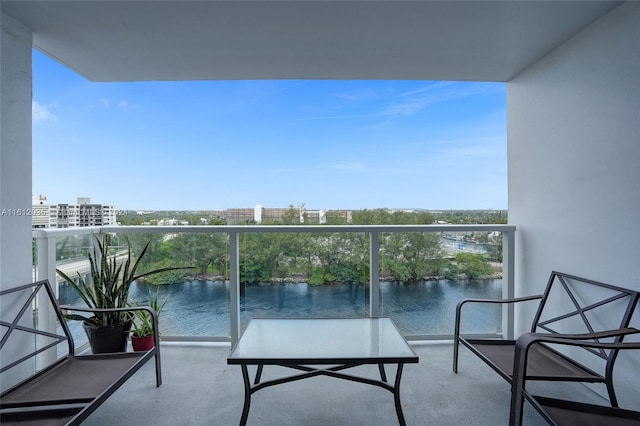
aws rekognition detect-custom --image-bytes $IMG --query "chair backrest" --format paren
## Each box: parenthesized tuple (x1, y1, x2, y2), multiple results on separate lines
(531, 271, 639, 362)
(0, 280, 74, 393)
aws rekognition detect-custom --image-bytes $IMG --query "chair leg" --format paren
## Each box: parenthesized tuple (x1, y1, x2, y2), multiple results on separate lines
(453, 304, 462, 373)
(606, 380, 619, 408)
(509, 341, 529, 426)
(453, 340, 459, 373)
(155, 346, 162, 387)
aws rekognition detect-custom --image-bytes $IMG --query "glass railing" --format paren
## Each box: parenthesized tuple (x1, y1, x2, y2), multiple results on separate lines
(33, 224, 515, 344)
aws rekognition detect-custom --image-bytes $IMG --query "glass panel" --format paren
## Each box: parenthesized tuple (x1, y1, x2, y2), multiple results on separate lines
(137, 279, 230, 337)
(56, 234, 93, 263)
(381, 279, 503, 335)
(239, 232, 369, 331)
(56, 231, 232, 339)
(380, 231, 503, 335)
(43, 226, 510, 340)
(126, 231, 231, 338)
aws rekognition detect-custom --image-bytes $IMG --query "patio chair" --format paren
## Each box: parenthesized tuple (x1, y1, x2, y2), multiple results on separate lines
(453, 271, 640, 408)
(0, 280, 161, 426)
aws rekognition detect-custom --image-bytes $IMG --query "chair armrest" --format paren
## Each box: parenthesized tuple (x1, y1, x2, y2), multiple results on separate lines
(509, 327, 640, 426)
(457, 294, 543, 309)
(516, 327, 640, 350)
(60, 305, 159, 339)
(60, 305, 156, 315)
(454, 295, 543, 339)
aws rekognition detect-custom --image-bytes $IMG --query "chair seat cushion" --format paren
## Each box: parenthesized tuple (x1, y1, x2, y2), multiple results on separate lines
(466, 339, 603, 381)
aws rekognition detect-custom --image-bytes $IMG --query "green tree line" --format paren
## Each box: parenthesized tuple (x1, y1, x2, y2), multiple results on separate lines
(54, 208, 503, 285)
(127, 208, 499, 285)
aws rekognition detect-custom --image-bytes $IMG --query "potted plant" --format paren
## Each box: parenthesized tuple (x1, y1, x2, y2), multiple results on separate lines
(130, 291, 167, 351)
(57, 234, 189, 354)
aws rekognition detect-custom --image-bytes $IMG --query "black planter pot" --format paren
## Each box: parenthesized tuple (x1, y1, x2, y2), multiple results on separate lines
(82, 320, 132, 354)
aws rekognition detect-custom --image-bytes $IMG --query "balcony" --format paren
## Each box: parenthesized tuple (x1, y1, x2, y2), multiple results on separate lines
(32, 224, 516, 345)
(2, 2, 639, 423)
(28, 225, 611, 425)
(29, 225, 632, 425)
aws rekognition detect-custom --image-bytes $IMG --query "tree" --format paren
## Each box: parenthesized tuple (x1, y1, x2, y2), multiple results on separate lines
(382, 232, 444, 282)
(166, 233, 227, 276)
(455, 253, 493, 279)
(324, 211, 349, 224)
(281, 205, 300, 224)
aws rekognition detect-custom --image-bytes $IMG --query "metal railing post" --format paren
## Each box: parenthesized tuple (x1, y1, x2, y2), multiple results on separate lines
(36, 235, 57, 296)
(502, 229, 516, 339)
(229, 231, 241, 345)
(369, 231, 381, 317)
(35, 234, 58, 364)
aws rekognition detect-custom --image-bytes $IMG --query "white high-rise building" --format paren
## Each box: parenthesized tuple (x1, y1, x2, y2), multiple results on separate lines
(30, 196, 118, 228)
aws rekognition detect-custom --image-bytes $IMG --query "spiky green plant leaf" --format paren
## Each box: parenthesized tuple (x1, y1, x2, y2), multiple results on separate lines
(57, 234, 193, 326)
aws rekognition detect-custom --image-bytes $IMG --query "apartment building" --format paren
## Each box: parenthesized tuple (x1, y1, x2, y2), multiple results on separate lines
(31, 196, 118, 228)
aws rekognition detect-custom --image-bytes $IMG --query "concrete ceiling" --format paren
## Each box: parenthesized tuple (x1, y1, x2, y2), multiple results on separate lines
(1, 1, 623, 82)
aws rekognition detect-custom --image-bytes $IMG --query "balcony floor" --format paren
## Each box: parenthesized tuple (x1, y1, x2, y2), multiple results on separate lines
(82, 341, 605, 425)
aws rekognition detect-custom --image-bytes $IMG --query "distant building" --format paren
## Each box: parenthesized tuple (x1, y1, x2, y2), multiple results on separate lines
(30, 195, 118, 228)
(157, 218, 189, 226)
(226, 208, 255, 225)
(30, 199, 356, 228)
(303, 209, 323, 224)
(101, 205, 118, 226)
(31, 202, 57, 228)
(261, 207, 290, 223)
(227, 205, 335, 225)
(324, 209, 353, 223)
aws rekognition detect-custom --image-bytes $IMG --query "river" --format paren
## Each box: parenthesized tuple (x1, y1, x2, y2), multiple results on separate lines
(59, 278, 503, 339)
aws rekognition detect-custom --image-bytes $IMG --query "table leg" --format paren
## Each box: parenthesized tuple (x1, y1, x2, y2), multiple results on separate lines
(378, 363, 387, 382)
(254, 364, 264, 384)
(393, 363, 406, 426)
(240, 364, 252, 426)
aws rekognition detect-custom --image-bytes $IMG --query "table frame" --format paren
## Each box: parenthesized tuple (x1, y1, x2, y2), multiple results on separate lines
(227, 318, 419, 426)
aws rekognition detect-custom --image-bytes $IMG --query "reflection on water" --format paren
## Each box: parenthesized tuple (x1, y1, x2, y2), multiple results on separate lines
(59, 279, 502, 338)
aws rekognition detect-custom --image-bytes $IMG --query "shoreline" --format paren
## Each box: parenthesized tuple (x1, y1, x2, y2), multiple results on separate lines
(185, 272, 503, 284)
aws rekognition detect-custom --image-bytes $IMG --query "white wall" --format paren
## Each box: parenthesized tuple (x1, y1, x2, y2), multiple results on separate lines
(0, 12, 34, 390)
(0, 12, 33, 289)
(508, 1, 640, 405)
(508, 0, 639, 306)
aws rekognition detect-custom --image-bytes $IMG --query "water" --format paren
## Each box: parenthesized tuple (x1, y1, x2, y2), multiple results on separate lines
(59, 279, 503, 339)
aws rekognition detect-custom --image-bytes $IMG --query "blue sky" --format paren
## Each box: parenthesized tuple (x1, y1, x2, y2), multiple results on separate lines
(32, 50, 506, 211)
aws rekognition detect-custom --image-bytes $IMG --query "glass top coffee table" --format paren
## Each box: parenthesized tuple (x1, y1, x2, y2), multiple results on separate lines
(227, 318, 419, 425)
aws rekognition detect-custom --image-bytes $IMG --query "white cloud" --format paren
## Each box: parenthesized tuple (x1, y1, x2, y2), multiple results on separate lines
(100, 99, 129, 110)
(307, 82, 502, 122)
(333, 89, 379, 102)
(32, 101, 56, 124)
(301, 113, 378, 121)
(332, 162, 365, 170)
(380, 82, 503, 118)
(381, 99, 428, 117)
(396, 81, 455, 98)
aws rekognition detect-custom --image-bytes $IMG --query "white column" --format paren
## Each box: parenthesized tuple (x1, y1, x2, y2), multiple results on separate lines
(36, 236, 57, 294)
(1, 12, 34, 388)
(1, 12, 33, 289)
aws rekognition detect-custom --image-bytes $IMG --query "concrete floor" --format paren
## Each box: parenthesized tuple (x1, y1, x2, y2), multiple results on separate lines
(82, 342, 606, 426)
